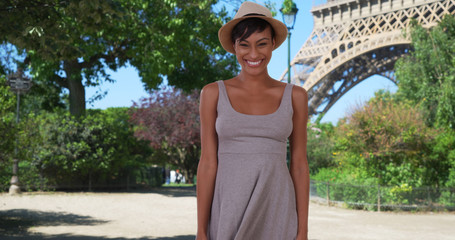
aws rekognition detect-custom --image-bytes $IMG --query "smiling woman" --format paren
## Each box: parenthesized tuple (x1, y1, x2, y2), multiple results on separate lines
(232, 18, 275, 77)
(196, 2, 310, 240)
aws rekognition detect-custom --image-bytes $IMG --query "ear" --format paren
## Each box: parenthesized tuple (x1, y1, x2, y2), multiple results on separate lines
(272, 38, 276, 48)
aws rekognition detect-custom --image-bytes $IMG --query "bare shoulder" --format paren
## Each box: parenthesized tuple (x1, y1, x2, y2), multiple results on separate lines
(291, 85, 309, 126)
(291, 85, 308, 105)
(200, 81, 219, 103)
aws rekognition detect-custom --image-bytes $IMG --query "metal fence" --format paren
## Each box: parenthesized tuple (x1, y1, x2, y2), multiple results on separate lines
(4, 172, 455, 212)
(1, 166, 164, 192)
(310, 180, 455, 211)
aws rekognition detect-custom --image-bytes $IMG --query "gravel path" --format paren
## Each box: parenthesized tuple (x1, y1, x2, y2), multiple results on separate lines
(0, 188, 454, 240)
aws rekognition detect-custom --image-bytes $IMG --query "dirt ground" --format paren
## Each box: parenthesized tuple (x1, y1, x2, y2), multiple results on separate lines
(0, 187, 454, 240)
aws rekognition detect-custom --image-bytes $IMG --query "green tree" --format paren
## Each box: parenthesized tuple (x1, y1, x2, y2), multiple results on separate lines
(428, 130, 455, 188)
(0, 76, 16, 163)
(307, 121, 336, 175)
(1, 0, 237, 116)
(395, 15, 455, 129)
(280, 0, 297, 15)
(25, 108, 151, 191)
(0, 76, 17, 189)
(334, 91, 439, 186)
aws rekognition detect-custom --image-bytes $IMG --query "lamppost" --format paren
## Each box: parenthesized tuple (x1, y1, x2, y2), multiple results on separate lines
(6, 68, 32, 194)
(280, 1, 298, 84)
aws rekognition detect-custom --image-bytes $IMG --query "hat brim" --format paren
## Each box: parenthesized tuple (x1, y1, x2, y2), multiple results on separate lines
(218, 15, 288, 54)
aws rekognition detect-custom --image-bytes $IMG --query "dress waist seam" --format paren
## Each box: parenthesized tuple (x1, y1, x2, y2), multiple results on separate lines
(218, 152, 284, 155)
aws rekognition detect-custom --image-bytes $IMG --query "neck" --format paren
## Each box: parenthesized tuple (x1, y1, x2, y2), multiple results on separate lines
(237, 70, 272, 84)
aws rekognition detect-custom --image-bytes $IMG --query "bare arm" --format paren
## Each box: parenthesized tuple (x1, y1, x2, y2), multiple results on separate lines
(289, 86, 310, 240)
(196, 82, 219, 239)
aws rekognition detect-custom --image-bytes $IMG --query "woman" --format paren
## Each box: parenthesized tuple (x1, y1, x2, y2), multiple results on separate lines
(196, 2, 309, 240)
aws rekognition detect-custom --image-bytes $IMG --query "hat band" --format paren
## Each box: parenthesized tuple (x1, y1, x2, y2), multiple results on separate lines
(242, 13, 266, 17)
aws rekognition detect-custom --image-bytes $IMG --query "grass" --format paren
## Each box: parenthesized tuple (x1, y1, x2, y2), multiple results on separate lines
(162, 183, 195, 187)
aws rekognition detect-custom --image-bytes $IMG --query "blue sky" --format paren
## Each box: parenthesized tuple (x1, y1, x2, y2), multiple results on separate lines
(85, 1, 397, 124)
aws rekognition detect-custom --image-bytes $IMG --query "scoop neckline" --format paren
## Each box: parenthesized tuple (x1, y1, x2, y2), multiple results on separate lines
(219, 80, 287, 117)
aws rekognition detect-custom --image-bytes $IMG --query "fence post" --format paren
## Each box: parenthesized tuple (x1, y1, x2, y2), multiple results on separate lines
(377, 184, 381, 212)
(326, 181, 330, 206)
(427, 186, 432, 208)
(127, 172, 130, 191)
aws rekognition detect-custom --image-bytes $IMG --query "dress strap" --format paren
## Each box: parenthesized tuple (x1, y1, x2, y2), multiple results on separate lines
(282, 83, 294, 114)
(216, 80, 230, 109)
(217, 80, 294, 115)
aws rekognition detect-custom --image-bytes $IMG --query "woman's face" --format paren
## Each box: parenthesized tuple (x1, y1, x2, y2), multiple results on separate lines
(233, 26, 275, 76)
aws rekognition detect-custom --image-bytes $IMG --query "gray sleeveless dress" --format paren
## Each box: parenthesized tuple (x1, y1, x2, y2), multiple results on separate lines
(209, 80, 298, 239)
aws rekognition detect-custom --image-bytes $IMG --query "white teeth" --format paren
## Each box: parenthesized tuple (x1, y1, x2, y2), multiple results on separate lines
(247, 60, 261, 66)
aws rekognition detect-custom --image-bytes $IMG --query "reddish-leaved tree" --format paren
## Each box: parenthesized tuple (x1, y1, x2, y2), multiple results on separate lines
(130, 87, 200, 183)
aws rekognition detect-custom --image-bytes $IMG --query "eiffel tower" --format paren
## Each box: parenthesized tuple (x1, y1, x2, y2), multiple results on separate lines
(279, 0, 455, 116)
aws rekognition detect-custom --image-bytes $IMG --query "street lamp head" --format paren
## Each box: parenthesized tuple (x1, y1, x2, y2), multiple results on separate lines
(280, 2, 299, 30)
(7, 68, 32, 94)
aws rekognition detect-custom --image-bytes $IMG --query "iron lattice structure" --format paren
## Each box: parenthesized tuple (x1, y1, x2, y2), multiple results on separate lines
(279, 0, 455, 116)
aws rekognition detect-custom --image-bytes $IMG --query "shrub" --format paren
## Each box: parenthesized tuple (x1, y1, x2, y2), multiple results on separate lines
(334, 91, 439, 186)
(307, 121, 336, 174)
(4, 108, 153, 191)
(0, 76, 17, 190)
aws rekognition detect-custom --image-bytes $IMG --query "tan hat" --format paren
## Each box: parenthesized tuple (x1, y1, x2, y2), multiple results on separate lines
(218, 1, 288, 54)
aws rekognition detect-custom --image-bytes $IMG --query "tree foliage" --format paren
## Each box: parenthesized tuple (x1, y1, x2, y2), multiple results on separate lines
(0, 76, 16, 189)
(395, 15, 455, 129)
(307, 121, 336, 174)
(333, 91, 441, 186)
(0, 76, 16, 163)
(280, 0, 297, 15)
(130, 87, 200, 183)
(428, 130, 455, 188)
(311, 90, 455, 207)
(0, 0, 237, 116)
(6, 108, 152, 191)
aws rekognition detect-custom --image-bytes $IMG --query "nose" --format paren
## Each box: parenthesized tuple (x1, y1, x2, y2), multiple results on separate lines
(249, 46, 259, 59)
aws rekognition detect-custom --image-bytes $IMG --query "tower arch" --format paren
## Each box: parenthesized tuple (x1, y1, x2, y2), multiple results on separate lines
(280, 0, 455, 115)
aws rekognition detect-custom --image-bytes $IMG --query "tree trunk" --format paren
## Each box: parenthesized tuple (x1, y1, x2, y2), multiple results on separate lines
(68, 78, 85, 117)
(187, 171, 194, 184)
(88, 171, 92, 192)
(186, 145, 199, 184)
(64, 60, 86, 117)
(182, 169, 192, 184)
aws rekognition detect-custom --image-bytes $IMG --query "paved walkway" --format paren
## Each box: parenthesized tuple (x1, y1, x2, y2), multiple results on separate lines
(0, 188, 454, 240)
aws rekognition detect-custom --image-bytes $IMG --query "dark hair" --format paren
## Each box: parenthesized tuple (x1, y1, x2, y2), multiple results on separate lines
(231, 17, 275, 44)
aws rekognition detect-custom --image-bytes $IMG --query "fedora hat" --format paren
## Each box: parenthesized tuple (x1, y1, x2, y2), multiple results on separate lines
(218, 1, 288, 54)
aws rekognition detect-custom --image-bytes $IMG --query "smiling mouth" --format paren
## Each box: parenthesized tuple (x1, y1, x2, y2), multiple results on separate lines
(246, 60, 263, 66)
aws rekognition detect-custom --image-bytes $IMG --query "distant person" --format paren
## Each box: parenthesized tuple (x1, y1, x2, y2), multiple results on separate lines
(170, 170, 176, 183)
(196, 2, 309, 240)
(175, 170, 182, 184)
(165, 168, 170, 184)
